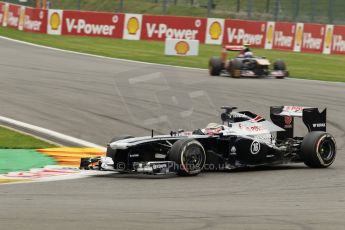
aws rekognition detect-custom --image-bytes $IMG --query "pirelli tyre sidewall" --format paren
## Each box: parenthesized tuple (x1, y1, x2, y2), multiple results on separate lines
(230, 59, 242, 78)
(301, 131, 337, 168)
(168, 139, 206, 176)
(208, 57, 223, 76)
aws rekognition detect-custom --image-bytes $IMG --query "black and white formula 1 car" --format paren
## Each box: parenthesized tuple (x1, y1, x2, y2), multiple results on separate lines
(81, 106, 336, 176)
(208, 45, 289, 78)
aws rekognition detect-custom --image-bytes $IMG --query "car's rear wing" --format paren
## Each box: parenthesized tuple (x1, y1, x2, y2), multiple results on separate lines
(270, 106, 326, 139)
(223, 45, 245, 51)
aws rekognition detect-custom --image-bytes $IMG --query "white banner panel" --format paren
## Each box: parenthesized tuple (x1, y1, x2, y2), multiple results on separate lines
(264, 21, 275, 50)
(293, 23, 304, 52)
(123, 13, 142, 40)
(205, 18, 224, 45)
(1, 3, 9, 27)
(165, 39, 199, 56)
(47, 9, 63, 35)
(323, 24, 334, 54)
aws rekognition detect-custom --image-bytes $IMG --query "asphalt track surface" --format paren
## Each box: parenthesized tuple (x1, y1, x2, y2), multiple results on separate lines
(0, 37, 344, 230)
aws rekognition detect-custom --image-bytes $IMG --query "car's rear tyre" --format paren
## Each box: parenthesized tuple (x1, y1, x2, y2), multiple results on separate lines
(106, 135, 134, 159)
(300, 131, 336, 168)
(230, 59, 242, 78)
(168, 139, 206, 176)
(208, 57, 223, 76)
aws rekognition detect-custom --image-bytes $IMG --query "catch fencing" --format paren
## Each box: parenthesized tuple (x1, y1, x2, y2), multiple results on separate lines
(1, 0, 345, 55)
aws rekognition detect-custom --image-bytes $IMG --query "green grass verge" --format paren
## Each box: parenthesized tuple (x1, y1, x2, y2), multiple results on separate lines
(0, 126, 57, 149)
(1, 27, 344, 82)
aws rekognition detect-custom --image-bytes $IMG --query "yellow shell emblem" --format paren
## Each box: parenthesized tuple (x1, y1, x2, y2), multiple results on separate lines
(127, 17, 139, 35)
(209, 21, 222, 40)
(50, 12, 60, 30)
(267, 24, 273, 44)
(296, 25, 303, 46)
(325, 27, 333, 49)
(175, 41, 190, 55)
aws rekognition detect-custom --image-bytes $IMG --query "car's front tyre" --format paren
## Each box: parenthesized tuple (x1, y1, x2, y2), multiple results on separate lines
(168, 139, 206, 176)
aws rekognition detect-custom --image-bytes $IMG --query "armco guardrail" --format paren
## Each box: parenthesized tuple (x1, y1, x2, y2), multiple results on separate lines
(0, 1, 344, 55)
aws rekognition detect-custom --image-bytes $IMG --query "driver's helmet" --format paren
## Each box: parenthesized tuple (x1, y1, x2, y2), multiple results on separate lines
(203, 123, 223, 135)
(244, 51, 253, 58)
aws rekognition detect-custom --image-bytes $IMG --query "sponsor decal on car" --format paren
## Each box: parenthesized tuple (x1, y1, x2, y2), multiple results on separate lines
(284, 115, 293, 128)
(250, 141, 261, 155)
(313, 123, 326, 128)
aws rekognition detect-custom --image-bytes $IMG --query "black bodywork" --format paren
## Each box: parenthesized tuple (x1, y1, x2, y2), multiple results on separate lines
(81, 106, 336, 176)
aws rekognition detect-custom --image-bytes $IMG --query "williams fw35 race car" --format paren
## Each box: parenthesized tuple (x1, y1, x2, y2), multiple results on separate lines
(81, 106, 336, 177)
(208, 45, 289, 78)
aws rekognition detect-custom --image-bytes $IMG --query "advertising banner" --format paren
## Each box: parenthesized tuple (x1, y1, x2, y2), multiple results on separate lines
(123, 13, 142, 40)
(61, 11, 124, 38)
(0, 2, 8, 26)
(293, 23, 304, 52)
(165, 39, 199, 56)
(205, 18, 225, 45)
(272, 22, 296, 51)
(6, 3, 24, 29)
(47, 9, 63, 35)
(300, 23, 326, 53)
(223, 19, 267, 48)
(23, 7, 47, 33)
(323, 24, 333, 54)
(331, 25, 345, 55)
(140, 15, 207, 42)
(264, 21, 275, 49)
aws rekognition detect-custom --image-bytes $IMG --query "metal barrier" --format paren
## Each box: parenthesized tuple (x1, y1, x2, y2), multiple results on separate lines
(3, 0, 345, 24)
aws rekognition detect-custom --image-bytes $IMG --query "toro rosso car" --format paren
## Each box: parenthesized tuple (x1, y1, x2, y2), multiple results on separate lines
(208, 45, 289, 78)
(81, 106, 336, 176)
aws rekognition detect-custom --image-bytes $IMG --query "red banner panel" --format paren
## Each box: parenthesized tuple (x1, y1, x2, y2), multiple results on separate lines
(140, 15, 207, 42)
(332, 25, 345, 55)
(0, 2, 5, 25)
(61, 11, 124, 38)
(6, 4, 22, 29)
(23, 8, 47, 33)
(223, 19, 267, 48)
(273, 22, 296, 51)
(301, 23, 325, 53)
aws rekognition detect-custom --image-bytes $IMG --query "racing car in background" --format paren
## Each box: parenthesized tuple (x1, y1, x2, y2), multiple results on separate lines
(81, 106, 336, 176)
(208, 45, 289, 78)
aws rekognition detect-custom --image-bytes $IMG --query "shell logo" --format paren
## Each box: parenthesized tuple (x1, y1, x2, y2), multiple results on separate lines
(175, 41, 190, 55)
(267, 24, 273, 44)
(209, 21, 222, 40)
(18, 7, 25, 28)
(325, 27, 333, 49)
(127, 17, 139, 35)
(3, 5, 8, 23)
(296, 25, 303, 46)
(50, 12, 60, 30)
